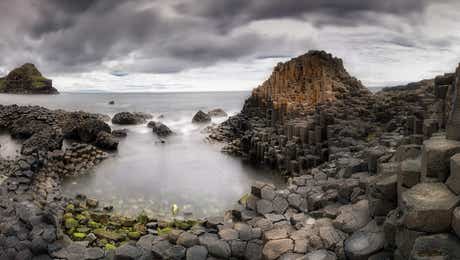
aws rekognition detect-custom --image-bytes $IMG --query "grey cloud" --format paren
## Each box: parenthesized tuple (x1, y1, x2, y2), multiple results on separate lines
(0, 0, 457, 78)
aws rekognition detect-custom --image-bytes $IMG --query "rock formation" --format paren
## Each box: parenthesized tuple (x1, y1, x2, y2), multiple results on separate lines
(447, 64, 460, 141)
(0, 63, 58, 94)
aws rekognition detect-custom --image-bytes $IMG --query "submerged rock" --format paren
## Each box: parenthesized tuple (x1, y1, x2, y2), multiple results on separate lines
(192, 110, 211, 123)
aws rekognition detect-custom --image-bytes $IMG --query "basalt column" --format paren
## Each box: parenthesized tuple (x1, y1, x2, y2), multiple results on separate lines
(447, 64, 460, 141)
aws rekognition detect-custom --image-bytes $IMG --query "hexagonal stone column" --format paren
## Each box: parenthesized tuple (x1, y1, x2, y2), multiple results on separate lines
(446, 153, 460, 194)
(447, 67, 460, 141)
(410, 234, 460, 260)
(421, 136, 460, 182)
(400, 183, 460, 233)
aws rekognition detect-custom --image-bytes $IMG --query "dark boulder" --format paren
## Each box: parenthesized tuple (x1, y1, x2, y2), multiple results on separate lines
(112, 112, 147, 125)
(77, 119, 111, 143)
(192, 110, 211, 123)
(21, 127, 63, 155)
(147, 121, 173, 137)
(95, 132, 119, 150)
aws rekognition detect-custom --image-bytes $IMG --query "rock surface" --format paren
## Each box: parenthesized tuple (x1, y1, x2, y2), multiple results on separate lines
(0, 63, 58, 94)
(192, 110, 211, 123)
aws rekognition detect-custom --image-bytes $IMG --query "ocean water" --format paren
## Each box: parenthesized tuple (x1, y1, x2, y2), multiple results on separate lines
(0, 92, 283, 218)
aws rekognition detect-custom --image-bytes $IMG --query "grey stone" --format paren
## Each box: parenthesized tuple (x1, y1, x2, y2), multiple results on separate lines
(85, 247, 105, 259)
(410, 233, 460, 259)
(177, 232, 199, 248)
(234, 222, 252, 241)
(398, 159, 421, 189)
(114, 244, 142, 260)
(245, 240, 263, 260)
(206, 239, 231, 259)
(230, 240, 247, 258)
(186, 245, 208, 260)
(165, 245, 186, 260)
(261, 185, 277, 201)
(256, 199, 274, 214)
(218, 229, 238, 241)
(273, 195, 289, 214)
(452, 207, 460, 237)
(302, 249, 337, 260)
(344, 229, 385, 260)
(333, 200, 370, 233)
(400, 182, 459, 233)
(446, 153, 460, 194)
(421, 136, 460, 182)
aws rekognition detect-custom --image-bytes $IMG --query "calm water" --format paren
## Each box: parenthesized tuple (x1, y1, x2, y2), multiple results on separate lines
(0, 92, 283, 218)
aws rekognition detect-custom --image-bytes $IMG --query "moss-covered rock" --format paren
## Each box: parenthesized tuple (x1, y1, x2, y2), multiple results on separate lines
(0, 63, 58, 94)
(93, 228, 126, 242)
(127, 231, 141, 240)
(72, 232, 87, 241)
(65, 218, 79, 229)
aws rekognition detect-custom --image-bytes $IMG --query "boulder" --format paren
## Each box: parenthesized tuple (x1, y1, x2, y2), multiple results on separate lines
(208, 108, 228, 117)
(192, 110, 211, 123)
(147, 121, 173, 137)
(446, 153, 460, 194)
(302, 249, 337, 260)
(94, 132, 118, 150)
(112, 112, 146, 125)
(262, 239, 294, 260)
(452, 207, 460, 237)
(114, 244, 142, 260)
(400, 182, 460, 233)
(186, 245, 208, 260)
(333, 200, 370, 233)
(344, 222, 385, 260)
(410, 233, 460, 260)
(421, 136, 460, 182)
(398, 159, 421, 189)
(75, 118, 112, 142)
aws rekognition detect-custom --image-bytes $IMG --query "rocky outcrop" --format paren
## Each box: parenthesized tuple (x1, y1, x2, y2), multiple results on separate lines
(192, 110, 211, 123)
(208, 108, 228, 118)
(0, 63, 58, 94)
(112, 112, 151, 125)
(147, 121, 173, 137)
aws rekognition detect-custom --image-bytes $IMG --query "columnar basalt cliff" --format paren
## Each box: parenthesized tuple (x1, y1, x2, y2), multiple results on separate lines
(0, 63, 58, 94)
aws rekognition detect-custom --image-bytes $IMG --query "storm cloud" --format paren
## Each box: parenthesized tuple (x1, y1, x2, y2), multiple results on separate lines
(0, 0, 459, 91)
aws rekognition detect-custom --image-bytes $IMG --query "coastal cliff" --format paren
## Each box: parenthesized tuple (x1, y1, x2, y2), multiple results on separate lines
(0, 63, 58, 94)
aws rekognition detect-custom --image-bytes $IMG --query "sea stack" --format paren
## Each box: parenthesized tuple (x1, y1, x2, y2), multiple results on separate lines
(0, 63, 58, 94)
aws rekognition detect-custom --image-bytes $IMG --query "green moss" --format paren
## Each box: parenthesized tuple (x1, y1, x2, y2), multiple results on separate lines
(64, 218, 79, 229)
(65, 204, 75, 212)
(72, 232, 86, 241)
(76, 214, 88, 222)
(88, 221, 100, 229)
(172, 219, 199, 230)
(157, 227, 173, 236)
(63, 213, 74, 219)
(104, 243, 116, 251)
(93, 228, 126, 242)
(76, 227, 91, 233)
(137, 212, 149, 224)
(127, 231, 141, 240)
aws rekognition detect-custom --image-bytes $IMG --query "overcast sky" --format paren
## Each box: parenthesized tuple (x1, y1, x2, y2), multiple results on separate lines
(0, 0, 459, 92)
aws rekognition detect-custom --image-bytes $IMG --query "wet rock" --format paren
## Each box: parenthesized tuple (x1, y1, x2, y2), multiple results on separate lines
(148, 121, 173, 137)
(400, 182, 459, 233)
(205, 239, 231, 259)
(257, 199, 274, 214)
(192, 110, 211, 123)
(112, 112, 146, 125)
(73, 118, 112, 143)
(21, 127, 63, 155)
(94, 132, 118, 150)
(245, 240, 263, 260)
(109, 100, 115, 105)
(262, 239, 294, 260)
(186, 245, 208, 260)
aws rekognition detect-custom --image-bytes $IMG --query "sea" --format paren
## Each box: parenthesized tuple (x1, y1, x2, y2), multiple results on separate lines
(0, 92, 284, 218)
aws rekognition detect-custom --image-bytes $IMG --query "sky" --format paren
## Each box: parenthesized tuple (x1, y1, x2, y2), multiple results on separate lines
(0, 0, 459, 92)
